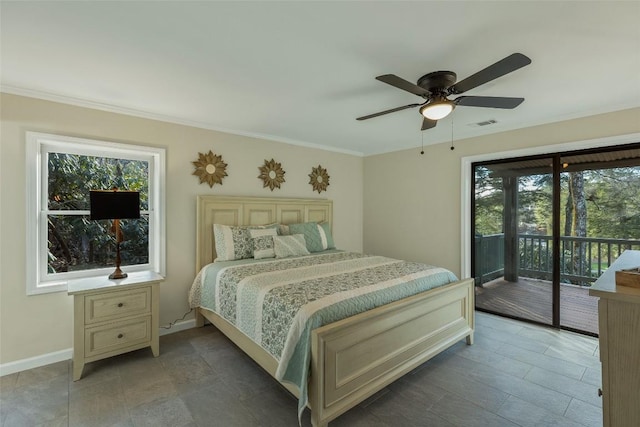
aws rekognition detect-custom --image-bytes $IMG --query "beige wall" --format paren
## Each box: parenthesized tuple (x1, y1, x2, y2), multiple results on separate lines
(363, 108, 640, 278)
(0, 93, 363, 365)
(2, 92, 638, 367)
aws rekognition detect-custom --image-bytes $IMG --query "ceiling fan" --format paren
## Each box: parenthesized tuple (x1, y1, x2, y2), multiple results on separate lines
(356, 53, 532, 130)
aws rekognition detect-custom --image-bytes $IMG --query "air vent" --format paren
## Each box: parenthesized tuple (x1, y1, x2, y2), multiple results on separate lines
(468, 119, 497, 127)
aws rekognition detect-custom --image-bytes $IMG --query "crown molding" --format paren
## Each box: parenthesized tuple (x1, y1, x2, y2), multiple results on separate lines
(0, 85, 364, 157)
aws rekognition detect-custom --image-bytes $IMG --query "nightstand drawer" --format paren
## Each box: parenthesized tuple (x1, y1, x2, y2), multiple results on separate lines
(85, 287, 151, 324)
(85, 316, 151, 357)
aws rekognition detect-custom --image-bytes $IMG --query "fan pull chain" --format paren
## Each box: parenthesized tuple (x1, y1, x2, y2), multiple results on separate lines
(420, 131, 425, 155)
(450, 119, 455, 151)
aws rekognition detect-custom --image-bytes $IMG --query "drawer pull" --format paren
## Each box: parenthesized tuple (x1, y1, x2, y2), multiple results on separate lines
(117, 303, 124, 308)
(117, 333, 124, 339)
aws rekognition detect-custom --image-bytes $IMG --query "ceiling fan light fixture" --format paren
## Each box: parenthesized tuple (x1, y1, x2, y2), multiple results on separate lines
(420, 100, 454, 120)
(358, 54, 531, 130)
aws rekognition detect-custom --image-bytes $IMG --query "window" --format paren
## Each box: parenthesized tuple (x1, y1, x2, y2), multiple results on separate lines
(26, 132, 165, 294)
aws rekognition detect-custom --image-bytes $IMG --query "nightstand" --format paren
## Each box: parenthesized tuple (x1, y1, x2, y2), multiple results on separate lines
(68, 271, 163, 381)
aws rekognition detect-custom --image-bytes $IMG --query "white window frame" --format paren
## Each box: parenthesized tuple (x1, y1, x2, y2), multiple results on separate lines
(26, 132, 166, 295)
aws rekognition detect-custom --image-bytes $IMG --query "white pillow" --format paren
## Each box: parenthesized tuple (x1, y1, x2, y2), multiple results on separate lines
(273, 234, 310, 258)
(249, 228, 278, 259)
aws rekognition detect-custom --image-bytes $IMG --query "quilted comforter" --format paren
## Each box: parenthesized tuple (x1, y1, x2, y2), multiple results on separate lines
(188, 251, 458, 419)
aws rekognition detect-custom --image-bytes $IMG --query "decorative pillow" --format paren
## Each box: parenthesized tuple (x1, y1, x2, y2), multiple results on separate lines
(249, 228, 278, 259)
(273, 234, 310, 258)
(317, 222, 335, 250)
(262, 223, 281, 234)
(213, 224, 263, 261)
(278, 224, 290, 236)
(287, 222, 324, 252)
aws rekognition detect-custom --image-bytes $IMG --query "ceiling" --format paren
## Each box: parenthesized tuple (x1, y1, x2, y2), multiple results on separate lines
(1, 1, 639, 156)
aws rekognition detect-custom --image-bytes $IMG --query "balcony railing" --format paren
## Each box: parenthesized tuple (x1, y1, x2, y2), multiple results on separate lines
(475, 234, 505, 283)
(475, 233, 640, 286)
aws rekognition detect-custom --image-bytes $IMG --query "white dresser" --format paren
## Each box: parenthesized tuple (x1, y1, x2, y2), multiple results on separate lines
(589, 250, 640, 427)
(68, 271, 163, 381)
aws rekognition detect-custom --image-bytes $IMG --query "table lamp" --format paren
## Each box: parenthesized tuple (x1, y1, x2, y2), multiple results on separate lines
(90, 189, 140, 279)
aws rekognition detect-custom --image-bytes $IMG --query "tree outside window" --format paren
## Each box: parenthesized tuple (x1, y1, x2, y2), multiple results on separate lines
(47, 153, 149, 274)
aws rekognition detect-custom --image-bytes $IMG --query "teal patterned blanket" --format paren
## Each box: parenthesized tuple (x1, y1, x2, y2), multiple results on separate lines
(189, 251, 457, 419)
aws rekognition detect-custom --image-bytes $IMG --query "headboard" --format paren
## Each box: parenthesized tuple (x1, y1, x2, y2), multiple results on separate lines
(196, 195, 333, 273)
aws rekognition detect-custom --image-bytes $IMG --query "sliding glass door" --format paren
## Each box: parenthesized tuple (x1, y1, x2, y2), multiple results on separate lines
(473, 157, 554, 326)
(472, 144, 640, 335)
(558, 149, 640, 333)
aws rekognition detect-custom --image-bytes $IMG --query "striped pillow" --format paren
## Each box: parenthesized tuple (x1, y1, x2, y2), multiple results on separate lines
(317, 222, 335, 250)
(288, 222, 323, 252)
(273, 234, 310, 258)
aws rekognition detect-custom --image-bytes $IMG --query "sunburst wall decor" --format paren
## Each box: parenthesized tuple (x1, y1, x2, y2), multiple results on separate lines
(308, 165, 330, 194)
(192, 150, 228, 188)
(258, 158, 286, 191)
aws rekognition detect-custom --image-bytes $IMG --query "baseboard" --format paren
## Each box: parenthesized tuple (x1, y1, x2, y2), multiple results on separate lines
(159, 318, 197, 336)
(1, 321, 198, 377)
(0, 348, 73, 377)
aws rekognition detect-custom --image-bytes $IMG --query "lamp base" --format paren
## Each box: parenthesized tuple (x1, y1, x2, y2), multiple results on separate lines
(109, 267, 128, 280)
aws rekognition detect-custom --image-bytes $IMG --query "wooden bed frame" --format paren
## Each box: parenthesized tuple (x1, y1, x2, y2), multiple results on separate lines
(194, 195, 474, 427)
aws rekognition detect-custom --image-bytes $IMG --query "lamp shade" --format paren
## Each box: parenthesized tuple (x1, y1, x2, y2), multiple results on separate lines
(90, 190, 140, 220)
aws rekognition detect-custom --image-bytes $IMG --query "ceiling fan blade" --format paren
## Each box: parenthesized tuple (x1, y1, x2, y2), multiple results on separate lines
(376, 74, 429, 96)
(454, 96, 524, 109)
(450, 53, 531, 94)
(356, 103, 421, 121)
(421, 117, 437, 130)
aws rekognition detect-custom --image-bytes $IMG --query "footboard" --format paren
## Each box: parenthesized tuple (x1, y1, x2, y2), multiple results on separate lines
(309, 278, 474, 427)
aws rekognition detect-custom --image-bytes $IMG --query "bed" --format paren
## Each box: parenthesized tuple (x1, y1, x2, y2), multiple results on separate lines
(190, 195, 474, 427)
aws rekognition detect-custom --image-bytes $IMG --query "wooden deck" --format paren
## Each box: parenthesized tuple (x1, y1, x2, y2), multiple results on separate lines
(475, 277, 599, 335)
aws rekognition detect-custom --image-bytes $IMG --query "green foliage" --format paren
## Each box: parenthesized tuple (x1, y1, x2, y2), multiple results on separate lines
(474, 166, 504, 235)
(475, 165, 640, 239)
(583, 167, 640, 239)
(47, 153, 149, 273)
(518, 174, 553, 235)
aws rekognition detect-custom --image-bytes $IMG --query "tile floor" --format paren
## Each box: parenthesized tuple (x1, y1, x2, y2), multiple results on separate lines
(0, 312, 603, 426)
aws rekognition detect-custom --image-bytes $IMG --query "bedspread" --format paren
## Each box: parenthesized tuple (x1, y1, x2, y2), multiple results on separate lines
(189, 251, 458, 419)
